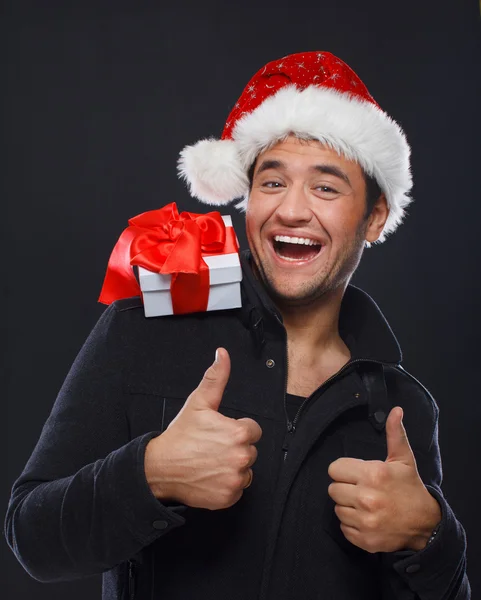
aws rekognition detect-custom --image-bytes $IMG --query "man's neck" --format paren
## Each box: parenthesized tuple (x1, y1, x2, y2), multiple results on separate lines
(277, 285, 352, 396)
(246, 253, 350, 361)
(278, 285, 347, 354)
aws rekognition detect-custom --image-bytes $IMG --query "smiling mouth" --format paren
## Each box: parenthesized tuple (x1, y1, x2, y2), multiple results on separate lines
(272, 235, 323, 262)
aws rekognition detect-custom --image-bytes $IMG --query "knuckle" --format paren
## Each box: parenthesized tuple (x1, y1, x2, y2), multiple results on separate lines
(238, 417, 262, 442)
(363, 513, 380, 532)
(328, 458, 345, 479)
(233, 423, 250, 444)
(247, 446, 258, 466)
(254, 422, 263, 441)
(202, 365, 216, 382)
(235, 451, 252, 469)
(229, 473, 245, 491)
(359, 492, 379, 512)
(201, 364, 221, 388)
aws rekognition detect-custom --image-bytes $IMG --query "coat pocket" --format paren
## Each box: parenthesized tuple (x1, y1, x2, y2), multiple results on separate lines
(341, 432, 387, 461)
(126, 393, 186, 440)
(160, 396, 186, 432)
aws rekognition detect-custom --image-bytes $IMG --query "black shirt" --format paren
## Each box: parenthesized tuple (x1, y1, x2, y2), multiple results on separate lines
(285, 393, 305, 424)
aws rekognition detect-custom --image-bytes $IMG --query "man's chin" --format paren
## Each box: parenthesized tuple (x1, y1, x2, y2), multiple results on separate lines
(251, 256, 344, 308)
(264, 278, 334, 309)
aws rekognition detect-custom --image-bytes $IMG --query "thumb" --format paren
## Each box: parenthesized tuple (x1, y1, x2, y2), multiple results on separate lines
(385, 407, 416, 466)
(190, 348, 231, 412)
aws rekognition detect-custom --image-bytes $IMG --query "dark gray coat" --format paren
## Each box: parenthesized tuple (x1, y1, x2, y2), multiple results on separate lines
(5, 252, 470, 599)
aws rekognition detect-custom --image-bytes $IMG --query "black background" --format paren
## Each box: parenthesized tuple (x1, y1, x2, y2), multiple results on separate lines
(5, 1, 481, 599)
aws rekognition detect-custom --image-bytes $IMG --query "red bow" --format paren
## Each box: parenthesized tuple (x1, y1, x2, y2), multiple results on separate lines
(98, 202, 238, 314)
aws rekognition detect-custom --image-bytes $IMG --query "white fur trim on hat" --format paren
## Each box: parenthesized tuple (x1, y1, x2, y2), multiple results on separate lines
(178, 85, 412, 243)
(178, 138, 248, 205)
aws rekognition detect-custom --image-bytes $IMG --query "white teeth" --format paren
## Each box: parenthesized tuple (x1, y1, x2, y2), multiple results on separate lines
(277, 254, 305, 262)
(273, 235, 320, 246)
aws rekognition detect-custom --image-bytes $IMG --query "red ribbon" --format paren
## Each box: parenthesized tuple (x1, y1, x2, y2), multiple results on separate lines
(98, 202, 239, 314)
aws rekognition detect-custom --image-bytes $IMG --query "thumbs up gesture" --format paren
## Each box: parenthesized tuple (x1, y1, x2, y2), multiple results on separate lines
(327, 407, 442, 553)
(144, 348, 262, 511)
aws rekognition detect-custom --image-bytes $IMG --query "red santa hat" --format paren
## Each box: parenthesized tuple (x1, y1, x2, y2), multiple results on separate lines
(177, 51, 412, 243)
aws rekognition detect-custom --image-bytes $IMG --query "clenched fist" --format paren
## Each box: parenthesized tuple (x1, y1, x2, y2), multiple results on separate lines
(328, 407, 442, 553)
(144, 348, 262, 510)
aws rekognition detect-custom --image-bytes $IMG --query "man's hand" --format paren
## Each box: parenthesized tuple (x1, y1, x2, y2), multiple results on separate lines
(328, 407, 442, 553)
(144, 348, 262, 511)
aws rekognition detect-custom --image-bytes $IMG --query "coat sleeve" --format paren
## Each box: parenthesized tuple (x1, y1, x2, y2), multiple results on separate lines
(380, 377, 470, 600)
(4, 303, 186, 583)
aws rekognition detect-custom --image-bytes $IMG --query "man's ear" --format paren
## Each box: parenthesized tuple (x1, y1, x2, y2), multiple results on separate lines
(365, 194, 389, 243)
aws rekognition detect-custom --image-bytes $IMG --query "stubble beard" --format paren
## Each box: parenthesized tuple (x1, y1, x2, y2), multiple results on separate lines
(253, 222, 368, 309)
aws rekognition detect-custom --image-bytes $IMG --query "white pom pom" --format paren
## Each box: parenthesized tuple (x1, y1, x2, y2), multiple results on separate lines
(177, 138, 248, 205)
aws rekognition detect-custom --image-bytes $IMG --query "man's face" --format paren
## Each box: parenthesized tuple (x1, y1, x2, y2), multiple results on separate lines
(245, 136, 387, 307)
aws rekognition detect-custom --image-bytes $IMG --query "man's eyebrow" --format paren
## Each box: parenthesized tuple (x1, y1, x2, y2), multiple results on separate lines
(254, 160, 351, 186)
(255, 159, 285, 176)
(311, 165, 351, 186)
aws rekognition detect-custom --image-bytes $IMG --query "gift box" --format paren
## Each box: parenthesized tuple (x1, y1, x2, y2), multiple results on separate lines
(98, 204, 243, 318)
(138, 216, 242, 317)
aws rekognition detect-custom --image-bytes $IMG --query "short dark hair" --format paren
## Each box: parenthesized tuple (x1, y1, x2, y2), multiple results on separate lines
(364, 172, 382, 217)
(247, 158, 382, 218)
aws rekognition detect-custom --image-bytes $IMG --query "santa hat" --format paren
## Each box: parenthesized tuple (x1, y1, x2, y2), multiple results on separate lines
(178, 51, 412, 243)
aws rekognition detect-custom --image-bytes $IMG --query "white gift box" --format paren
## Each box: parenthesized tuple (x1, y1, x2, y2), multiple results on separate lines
(138, 216, 242, 317)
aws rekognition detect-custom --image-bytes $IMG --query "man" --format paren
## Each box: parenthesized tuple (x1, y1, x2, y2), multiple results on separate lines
(6, 51, 470, 599)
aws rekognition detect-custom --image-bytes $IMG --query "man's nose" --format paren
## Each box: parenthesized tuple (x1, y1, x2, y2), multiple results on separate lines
(275, 184, 312, 224)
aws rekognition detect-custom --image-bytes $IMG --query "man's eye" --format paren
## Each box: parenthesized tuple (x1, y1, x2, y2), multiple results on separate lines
(262, 181, 283, 188)
(316, 185, 337, 193)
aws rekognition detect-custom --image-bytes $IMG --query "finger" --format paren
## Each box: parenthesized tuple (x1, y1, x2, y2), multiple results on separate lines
(236, 417, 263, 444)
(340, 523, 360, 545)
(385, 407, 416, 466)
(246, 445, 258, 468)
(328, 482, 358, 507)
(334, 505, 359, 528)
(328, 457, 366, 484)
(190, 348, 231, 412)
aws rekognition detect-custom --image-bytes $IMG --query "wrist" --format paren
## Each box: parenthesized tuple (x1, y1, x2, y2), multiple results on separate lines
(406, 493, 442, 552)
(144, 437, 179, 502)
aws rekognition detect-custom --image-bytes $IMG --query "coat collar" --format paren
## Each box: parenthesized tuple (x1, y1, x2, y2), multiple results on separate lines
(239, 250, 402, 365)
